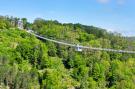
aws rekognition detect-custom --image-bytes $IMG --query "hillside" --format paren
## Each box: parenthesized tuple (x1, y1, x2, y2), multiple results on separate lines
(127, 37, 135, 41)
(0, 16, 135, 89)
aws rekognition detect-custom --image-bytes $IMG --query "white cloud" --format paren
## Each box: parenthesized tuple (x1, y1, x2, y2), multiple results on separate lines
(117, 0, 125, 5)
(97, 0, 110, 4)
(97, 0, 126, 5)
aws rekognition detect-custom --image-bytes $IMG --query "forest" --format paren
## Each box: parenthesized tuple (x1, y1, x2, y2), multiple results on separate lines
(0, 16, 135, 89)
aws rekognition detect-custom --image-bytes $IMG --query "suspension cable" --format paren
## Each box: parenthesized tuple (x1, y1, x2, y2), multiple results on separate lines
(27, 30, 135, 54)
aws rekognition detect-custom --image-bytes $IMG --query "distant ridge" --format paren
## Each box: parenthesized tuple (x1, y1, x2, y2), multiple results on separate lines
(127, 37, 135, 41)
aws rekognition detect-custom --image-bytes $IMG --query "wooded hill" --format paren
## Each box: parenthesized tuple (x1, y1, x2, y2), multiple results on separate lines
(0, 16, 135, 89)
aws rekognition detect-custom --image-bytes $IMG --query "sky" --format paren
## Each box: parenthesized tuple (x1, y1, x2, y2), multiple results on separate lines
(0, 0, 135, 36)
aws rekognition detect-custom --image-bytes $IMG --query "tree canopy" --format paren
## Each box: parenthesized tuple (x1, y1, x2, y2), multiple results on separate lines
(0, 16, 135, 89)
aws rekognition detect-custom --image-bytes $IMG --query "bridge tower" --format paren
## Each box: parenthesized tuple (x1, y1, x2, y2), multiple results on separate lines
(18, 20, 23, 29)
(76, 44, 83, 52)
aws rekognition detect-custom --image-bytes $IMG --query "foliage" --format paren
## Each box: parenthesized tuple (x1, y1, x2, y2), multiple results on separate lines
(0, 16, 135, 89)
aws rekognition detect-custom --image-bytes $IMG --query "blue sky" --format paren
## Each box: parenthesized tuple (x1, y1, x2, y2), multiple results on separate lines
(0, 0, 135, 36)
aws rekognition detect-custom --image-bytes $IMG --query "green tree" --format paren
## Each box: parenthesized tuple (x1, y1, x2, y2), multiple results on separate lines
(21, 18, 27, 29)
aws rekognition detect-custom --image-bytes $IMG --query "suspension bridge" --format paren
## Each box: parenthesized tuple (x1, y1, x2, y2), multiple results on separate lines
(26, 30, 135, 54)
